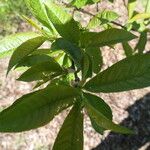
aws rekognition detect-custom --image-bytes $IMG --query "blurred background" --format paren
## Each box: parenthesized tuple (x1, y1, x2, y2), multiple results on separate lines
(0, 0, 150, 150)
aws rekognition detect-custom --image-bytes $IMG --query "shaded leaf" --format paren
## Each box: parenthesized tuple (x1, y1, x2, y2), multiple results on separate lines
(81, 52, 90, 80)
(90, 117, 105, 134)
(85, 47, 102, 73)
(83, 92, 133, 134)
(85, 92, 112, 134)
(52, 103, 83, 150)
(15, 54, 53, 68)
(0, 85, 79, 132)
(84, 54, 150, 93)
(18, 60, 63, 82)
(79, 28, 137, 48)
(52, 38, 83, 68)
(122, 42, 133, 57)
(135, 30, 147, 54)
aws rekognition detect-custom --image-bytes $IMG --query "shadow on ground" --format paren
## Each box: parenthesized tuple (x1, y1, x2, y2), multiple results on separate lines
(92, 93, 150, 150)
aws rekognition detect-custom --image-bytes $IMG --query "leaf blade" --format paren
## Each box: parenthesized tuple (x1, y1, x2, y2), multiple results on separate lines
(0, 32, 40, 58)
(7, 35, 46, 73)
(18, 60, 63, 82)
(0, 85, 79, 132)
(52, 103, 83, 150)
(45, 1, 80, 43)
(79, 28, 137, 48)
(83, 93, 133, 134)
(84, 54, 150, 93)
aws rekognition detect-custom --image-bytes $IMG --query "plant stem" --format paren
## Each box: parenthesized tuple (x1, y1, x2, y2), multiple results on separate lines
(71, 60, 80, 85)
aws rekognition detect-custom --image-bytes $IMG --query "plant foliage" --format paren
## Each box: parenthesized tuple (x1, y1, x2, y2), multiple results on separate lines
(0, 0, 150, 149)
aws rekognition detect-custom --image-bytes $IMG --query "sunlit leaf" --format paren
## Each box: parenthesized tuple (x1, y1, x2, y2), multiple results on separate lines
(7, 35, 46, 73)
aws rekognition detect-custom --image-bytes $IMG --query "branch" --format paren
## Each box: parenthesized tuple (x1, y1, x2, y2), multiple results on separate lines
(62, 1, 126, 29)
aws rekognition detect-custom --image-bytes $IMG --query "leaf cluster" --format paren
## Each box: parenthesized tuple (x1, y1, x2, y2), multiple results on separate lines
(0, 0, 150, 149)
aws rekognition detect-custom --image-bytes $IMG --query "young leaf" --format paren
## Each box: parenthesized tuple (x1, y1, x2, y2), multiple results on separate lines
(135, 30, 147, 54)
(79, 28, 137, 48)
(84, 54, 150, 93)
(128, 0, 137, 19)
(145, 0, 150, 13)
(25, 0, 57, 35)
(128, 13, 150, 23)
(0, 85, 79, 132)
(7, 35, 46, 73)
(52, 103, 83, 150)
(45, 1, 80, 43)
(0, 32, 40, 58)
(22, 15, 42, 32)
(87, 10, 119, 29)
(71, 0, 100, 8)
(85, 47, 103, 73)
(51, 38, 83, 68)
(18, 60, 63, 82)
(122, 42, 133, 57)
(83, 93, 133, 134)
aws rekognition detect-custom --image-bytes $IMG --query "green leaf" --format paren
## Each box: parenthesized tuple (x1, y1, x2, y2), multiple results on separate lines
(86, 54, 93, 78)
(22, 15, 42, 32)
(15, 54, 53, 68)
(63, 54, 72, 68)
(84, 54, 150, 93)
(52, 38, 83, 68)
(45, 1, 80, 43)
(71, 0, 100, 8)
(122, 42, 133, 57)
(25, 0, 57, 35)
(83, 93, 112, 119)
(0, 49, 14, 59)
(84, 92, 112, 135)
(0, 85, 79, 132)
(81, 52, 90, 80)
(52, 103, 83, 150)
(79, 28, 137, 48)
(85, 47, 102, 73)
(128, 13, 150, 23)
(87, 10, 119, 29)
(135, 30, 147, 54)
(145, 0, 150, 13)
(90, 117, 105, 134)
(128, 0, 137, 19)
(0, 32, 40, 58)
(7, 35, 46, 74)
(18, 60, 63, 82)
(83, 93, 133, 134)
(85, 92, 112, 134)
